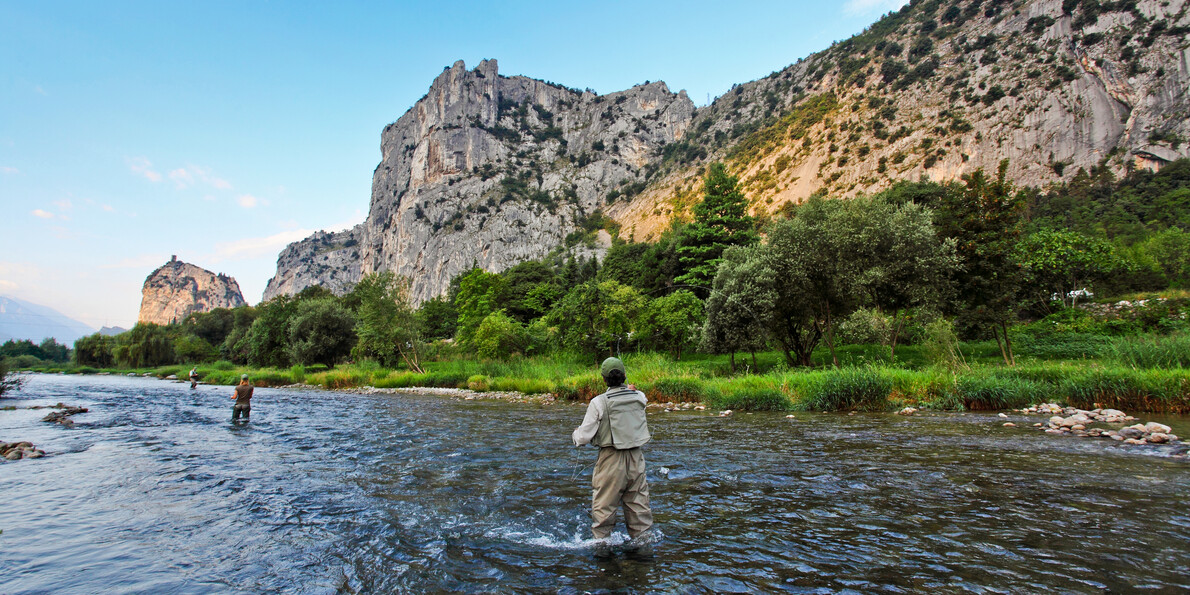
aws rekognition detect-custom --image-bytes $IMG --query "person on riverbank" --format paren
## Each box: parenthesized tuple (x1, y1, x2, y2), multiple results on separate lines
(189, 367, 199, 389)
(231, 374, 253, 422)
(572, 357, 654, 557)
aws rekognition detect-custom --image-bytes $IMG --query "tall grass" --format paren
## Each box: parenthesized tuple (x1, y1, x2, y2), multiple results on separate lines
(1104, 333, 1190, 369)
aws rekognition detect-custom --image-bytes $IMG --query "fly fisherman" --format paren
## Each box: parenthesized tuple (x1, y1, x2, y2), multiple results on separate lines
(572, 357, 654, 557)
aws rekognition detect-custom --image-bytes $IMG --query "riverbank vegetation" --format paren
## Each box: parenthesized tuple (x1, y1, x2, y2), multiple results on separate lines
(10, 160, 1190, 412)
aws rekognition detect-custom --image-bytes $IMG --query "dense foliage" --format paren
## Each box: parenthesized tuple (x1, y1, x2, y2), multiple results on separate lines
(44, 159, 1188, 377)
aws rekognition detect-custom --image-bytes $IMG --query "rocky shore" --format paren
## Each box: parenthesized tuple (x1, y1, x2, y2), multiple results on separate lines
(1020, 403, 1182, 446)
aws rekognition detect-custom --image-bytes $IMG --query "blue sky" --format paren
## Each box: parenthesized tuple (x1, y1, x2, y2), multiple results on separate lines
(0, 0, 908, 332)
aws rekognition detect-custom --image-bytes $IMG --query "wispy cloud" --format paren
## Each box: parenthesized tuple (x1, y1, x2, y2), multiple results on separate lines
(212, 229, 314, 260)
(31, 209, 55, 219)
(53, 199, 73, 211)
(33, 85, 46, 96)
(237, 194, 259, 208)
(0, 166, 18, 175)
(169, 164, 232, 190)
(843, 0, 909, 17)
(127, 156, 162, 182)
(102, 204, 115, 212)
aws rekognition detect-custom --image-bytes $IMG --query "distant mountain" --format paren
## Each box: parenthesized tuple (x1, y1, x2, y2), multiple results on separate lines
(0, 295, 96, 344)
(98, 326, 127, 336)
(139, 256, 246, 325)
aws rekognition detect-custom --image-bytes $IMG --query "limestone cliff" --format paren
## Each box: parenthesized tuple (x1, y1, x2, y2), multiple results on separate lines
(264, 59, 694, 302)
(139, 257, 246, 325)
(267, 0, 1190, 299)
(616, 0, 1190, 239)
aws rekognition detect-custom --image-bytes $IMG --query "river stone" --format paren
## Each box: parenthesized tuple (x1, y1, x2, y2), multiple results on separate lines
(1071, 424, 1086, 431)
(1119, 427, 1146, 439)
(1049, 416, 1064, 425)
(1147, 433, 1171, 444)
(1003, 422, 1016, 427)
(1124, 438, 1148, 445)
(27, 451, 43, 458)
(4, 451, 20, 460)
(1145, 422, 1172, 434)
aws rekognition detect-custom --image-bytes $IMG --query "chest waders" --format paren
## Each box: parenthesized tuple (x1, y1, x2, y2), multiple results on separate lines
(588, 386, 653, 541)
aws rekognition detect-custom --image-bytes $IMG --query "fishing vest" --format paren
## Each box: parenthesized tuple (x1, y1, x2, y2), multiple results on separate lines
(592, 386, 650, 450)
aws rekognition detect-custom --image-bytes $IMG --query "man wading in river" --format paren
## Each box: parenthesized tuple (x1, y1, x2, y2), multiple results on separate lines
(572, 357, 654, 557)
(231, 374, 253, 422)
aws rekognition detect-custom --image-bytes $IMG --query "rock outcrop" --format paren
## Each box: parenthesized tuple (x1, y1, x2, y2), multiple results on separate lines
(139, 256, 246, 325)
(267, 0, 1190, 299)
(264, 59, 694, 303)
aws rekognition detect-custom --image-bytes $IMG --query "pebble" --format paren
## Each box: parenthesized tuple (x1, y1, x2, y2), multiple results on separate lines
(720, 410, 733, 417)
(897, 407, 918, 416)
(1003, 422, 1016, 427)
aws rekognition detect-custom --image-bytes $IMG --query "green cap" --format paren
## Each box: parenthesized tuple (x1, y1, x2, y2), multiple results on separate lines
(241, 373, 249, 380)
(600, 357, 626, 377)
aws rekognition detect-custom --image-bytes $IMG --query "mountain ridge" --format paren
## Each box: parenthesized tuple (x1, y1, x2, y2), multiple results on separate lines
(266, 0, 1190, 302)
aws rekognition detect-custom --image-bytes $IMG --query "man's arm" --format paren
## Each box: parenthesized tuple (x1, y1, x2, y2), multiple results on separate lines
(571, 396, 605, 447)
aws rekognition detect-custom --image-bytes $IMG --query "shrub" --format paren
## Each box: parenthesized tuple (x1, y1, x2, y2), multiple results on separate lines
(290, 364, 306, 384)
(646, 376, 706, 403)
(555, 374, 605, 401)
(467, 374, 491, 391)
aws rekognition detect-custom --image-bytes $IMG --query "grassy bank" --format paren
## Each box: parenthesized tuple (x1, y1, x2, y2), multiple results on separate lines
(19, 345, 1190, 413)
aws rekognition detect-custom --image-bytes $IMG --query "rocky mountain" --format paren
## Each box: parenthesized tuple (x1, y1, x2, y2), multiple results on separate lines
(139, 256, 246, 325)
(267, 0, 1190, 301)
(0, 295, 95, 344)
(264, 58, 694, 303)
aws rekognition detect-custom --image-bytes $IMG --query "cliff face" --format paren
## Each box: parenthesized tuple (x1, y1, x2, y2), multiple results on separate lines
(263, 59, 694, 302)
(267, 0, 1190, 299)
(139, 257, 246, 325)
(616, 0, 1190, 239)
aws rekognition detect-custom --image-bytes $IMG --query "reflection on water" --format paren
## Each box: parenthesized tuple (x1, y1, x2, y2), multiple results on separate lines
(1, 374, 1188, 593)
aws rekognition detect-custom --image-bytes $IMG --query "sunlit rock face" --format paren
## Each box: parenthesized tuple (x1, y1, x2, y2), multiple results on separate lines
(139, 256, 246, 325)
(264, 59, 694, 303)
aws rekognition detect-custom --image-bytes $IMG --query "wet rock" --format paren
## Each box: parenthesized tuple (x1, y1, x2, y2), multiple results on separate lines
(1049, 416, 1065, 426)
(4, 451, 21, 460)
(1003, 422, 1016, 427)
(1045, 429, 1064, 435)
(1118, 427, 1146, 439)
(1071, 424, 1086, 431)
(1145, 422, 1172, 435)
(720, 410, 733, 417)
(1033, 422, 1043, 427)
(785, 415, 796, 419)
(1147, 433, 1171, 444)
(998, 413, 1008, 418)
(165, 374, 178, 380)
(897, 407, 918, 416)
(1124, 438, 1148, 445)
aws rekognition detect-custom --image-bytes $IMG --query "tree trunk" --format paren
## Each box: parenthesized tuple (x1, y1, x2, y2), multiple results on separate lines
(825, 304, 839, 368)
(729, 351, 736, 374)
(992, 325, 1010, 367)
(1000, 319, 1016, 366)
(889, 309, 904, 361)
(750, 350, 758, 371)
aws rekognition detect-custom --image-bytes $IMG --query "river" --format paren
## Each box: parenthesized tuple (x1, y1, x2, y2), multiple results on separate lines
(1, 374, 1188, 593)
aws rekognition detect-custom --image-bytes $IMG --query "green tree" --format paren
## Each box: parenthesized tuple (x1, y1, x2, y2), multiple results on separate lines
(174, 334, 219, 363)
(495, 260, 559, 322)
(1015, 229, 1122, 309)
(74, 333, 116, 367)
(937, 160, 1025, 365)
(417, 296, 458, 340)
(183, 308, 236, 348)
(38, 338, 71, 363)
(1135, 227, 1190, 288)
(220, 306, 258, 364)
(700, 246, 771, 372)
(245, 296, 298, 368)
(113, 323, 175, 368)
(351, 272, 424, 371)
(550, 280, 645, 360)
(640, 290, 704, 359)
(676, 162, 759, 286)
(473, 310, 530, 359)
(853, 198, 958, 358)
(287, 298, 357, 366)
(454, 268, 505, 347)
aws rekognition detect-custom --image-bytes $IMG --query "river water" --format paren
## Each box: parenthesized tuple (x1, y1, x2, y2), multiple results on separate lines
(1, 374, 1188, 593)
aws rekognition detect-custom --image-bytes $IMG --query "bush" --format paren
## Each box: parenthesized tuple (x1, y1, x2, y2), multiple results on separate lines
(467, 374, 491, 391)
(290, 364, 306, 384)
(211, 360, 236, 371)
(837, 308, 890, 345)
(646, 376, 706, 402)
(555, 374, 605, 401)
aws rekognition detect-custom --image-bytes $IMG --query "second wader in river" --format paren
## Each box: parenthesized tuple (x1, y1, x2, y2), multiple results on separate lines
(572, 357, 654, 557)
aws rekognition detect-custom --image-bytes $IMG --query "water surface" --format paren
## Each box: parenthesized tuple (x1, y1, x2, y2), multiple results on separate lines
(1, 374, 1188, 593)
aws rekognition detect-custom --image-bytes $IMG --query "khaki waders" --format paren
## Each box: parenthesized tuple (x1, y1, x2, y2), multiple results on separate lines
(591, 445, 653, 539)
